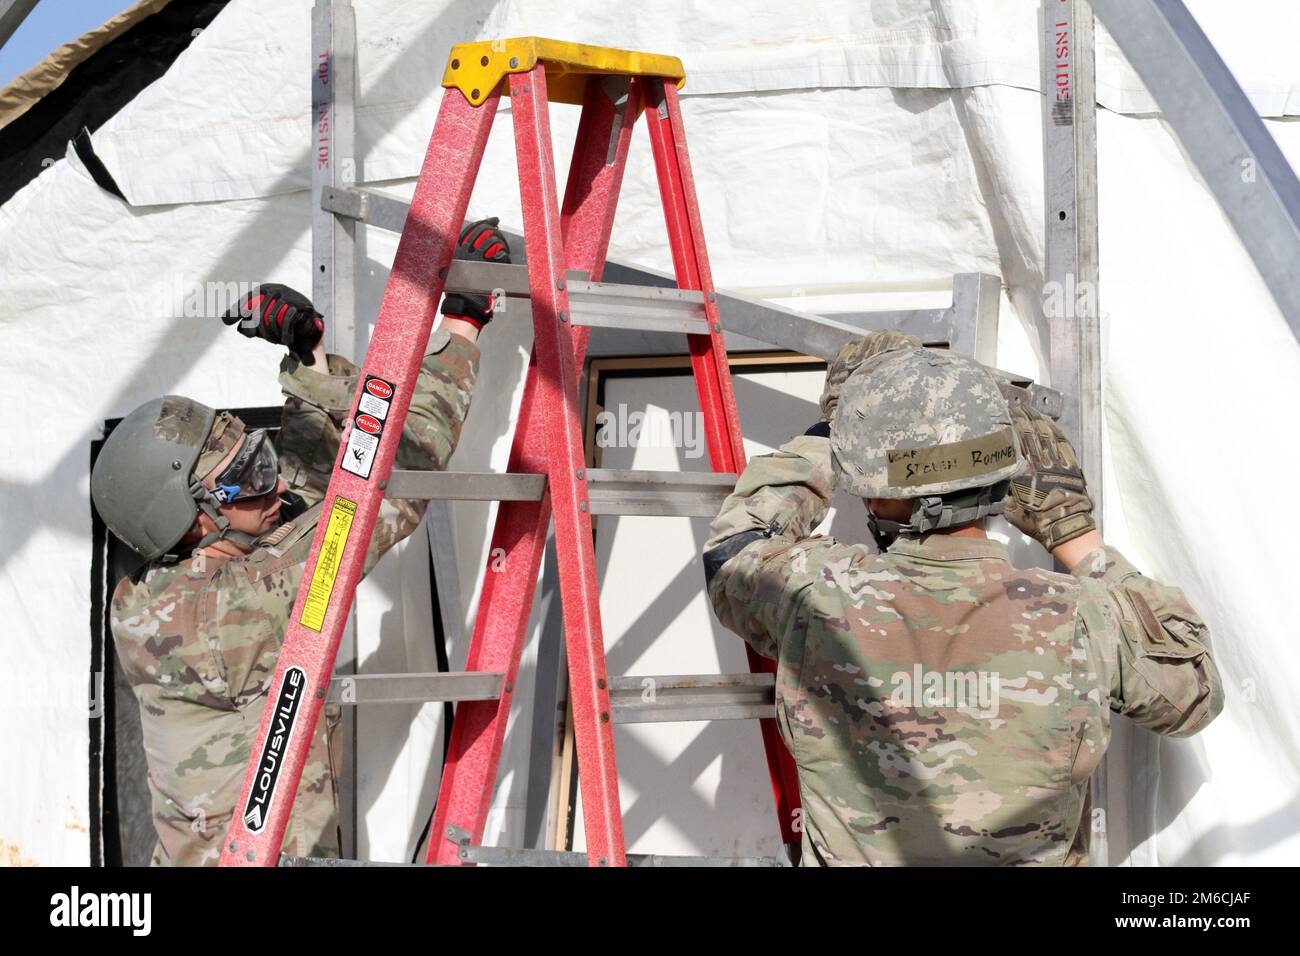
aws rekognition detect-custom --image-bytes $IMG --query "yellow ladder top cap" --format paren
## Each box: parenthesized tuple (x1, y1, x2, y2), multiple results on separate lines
(442, 37, 686, 106)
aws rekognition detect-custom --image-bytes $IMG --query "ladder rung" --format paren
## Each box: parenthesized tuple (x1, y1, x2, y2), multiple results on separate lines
(279, 855, 414, 867)
(444, 259, 590, 297)
(385, 471, 546, 502)
(279, 849, 781, 867)
(326, 672, 503, 705)
(385, 469, 737, 518)
(442, 826, 782, 866)
(586, 468, 735, 517)
(456, 846, 782, 867)
(566, 279, 708, 335)
(444, 265, 710, 335)
(608, 673, 776, 723)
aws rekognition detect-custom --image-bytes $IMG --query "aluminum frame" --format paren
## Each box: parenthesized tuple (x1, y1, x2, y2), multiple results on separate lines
(309, 0, 362, 859)
(1041, 0, 1110, 866)
(0, 0, 38, 53)
(324, 186, 1019, 360)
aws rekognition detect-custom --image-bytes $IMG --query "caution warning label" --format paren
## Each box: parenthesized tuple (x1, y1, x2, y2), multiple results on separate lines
(300, 496, 357, 632)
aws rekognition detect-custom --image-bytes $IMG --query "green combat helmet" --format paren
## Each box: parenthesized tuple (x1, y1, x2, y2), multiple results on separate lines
(830, 348, 1025, 537)
(91, 396, 250, 561)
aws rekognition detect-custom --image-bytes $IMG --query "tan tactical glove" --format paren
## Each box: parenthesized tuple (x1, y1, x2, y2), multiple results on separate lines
(819, 330, 922, 420)
(1001, 386, 1096, 550)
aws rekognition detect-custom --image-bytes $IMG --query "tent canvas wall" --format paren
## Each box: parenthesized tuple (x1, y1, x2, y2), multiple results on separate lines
(1, 0, 1297, 866)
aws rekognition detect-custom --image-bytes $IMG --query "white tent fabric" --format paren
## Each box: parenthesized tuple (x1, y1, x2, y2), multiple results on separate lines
(1, 0, 1297, 865)
(87, 0, 1300, 206)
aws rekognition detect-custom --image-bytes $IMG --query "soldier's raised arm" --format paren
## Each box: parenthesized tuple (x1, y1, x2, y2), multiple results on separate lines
(703, 431, 839, 658)
(702, 331, 920, 657)
(235, 219, 510, 571)
(1001, 389, 1224, 738)
(273, 333, 478, 508)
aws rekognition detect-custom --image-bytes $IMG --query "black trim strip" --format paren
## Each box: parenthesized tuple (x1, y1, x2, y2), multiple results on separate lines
(72, 126, 124, 199)
(88, 435, 112, 866)
(90, 404, 283, 865)
(0, 0, 232, 206)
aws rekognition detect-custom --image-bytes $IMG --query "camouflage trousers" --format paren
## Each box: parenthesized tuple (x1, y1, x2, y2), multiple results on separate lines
(145, 697, 342, 867)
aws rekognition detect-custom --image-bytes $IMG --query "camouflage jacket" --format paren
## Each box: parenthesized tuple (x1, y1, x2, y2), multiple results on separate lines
(110, 333, 478, 865)
(704, 433, 1223, 866)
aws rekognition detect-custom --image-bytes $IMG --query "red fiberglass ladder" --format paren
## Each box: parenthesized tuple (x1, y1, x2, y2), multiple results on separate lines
(220, 37, 800, 868)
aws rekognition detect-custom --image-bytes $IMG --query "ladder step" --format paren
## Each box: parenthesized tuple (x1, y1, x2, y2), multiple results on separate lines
(444, 259, 588, 297)
(454, 846, 783, 867)
(609, 673, 776, 723)
(586, 469, 735, 517)
(444, 262, 710, 335)
(326, 672, 503, 705)
(386, 470, 546, 502)
(566, 279, 708, 334)
(385, 468, 737, 517)
(279, 849, 783, 867)
(279, 855, 415, 867)
(442, 826, 783, 866)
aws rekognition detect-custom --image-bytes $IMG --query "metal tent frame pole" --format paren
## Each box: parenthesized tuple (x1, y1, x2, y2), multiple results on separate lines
(310, 0, 362, 861)
(1039, 0, 1300, 867)
(0, 0, 39, 53)
(322, 186, 1058, 406)
(1040, 0, 1110, 867)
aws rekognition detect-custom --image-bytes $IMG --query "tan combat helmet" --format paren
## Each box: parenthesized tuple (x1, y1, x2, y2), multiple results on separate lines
(829, 347, 1025, 534)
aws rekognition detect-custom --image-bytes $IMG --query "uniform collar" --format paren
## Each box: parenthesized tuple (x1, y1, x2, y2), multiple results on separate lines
(887, 533, 1009, 562)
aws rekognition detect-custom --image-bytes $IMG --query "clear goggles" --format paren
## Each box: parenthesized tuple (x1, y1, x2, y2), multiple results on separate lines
(212, 428, 280, 504)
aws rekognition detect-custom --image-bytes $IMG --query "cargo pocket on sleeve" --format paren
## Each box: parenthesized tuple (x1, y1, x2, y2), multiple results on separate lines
(1122, 586, 1207, 660)
(1120, 585, 1211, 719)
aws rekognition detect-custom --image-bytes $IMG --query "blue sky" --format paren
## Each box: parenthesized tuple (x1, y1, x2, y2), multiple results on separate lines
(0, 1, 139, 89)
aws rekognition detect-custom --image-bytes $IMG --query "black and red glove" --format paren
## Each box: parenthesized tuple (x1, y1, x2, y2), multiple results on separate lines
(223, 283, 324, 365)
(441, 216, 512, 330)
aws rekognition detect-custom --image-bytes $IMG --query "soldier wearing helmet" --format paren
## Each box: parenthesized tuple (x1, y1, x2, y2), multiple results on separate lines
(92, 220, 510, 865)
(703, 332, 1223, 866)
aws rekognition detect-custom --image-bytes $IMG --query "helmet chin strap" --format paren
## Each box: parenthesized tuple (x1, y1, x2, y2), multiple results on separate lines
(865, 510, 896, 552)
(190, 479, 262, 552)
(869, 481, 1011, 545)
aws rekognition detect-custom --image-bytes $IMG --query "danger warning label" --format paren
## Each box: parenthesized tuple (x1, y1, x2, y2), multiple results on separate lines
(358, 392, 389, 421)
(358, 376, 391, 421)
(341, 375, 395, 480)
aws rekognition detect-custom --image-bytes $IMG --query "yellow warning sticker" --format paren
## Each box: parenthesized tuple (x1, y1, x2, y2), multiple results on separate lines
(300, 496, 357, 632)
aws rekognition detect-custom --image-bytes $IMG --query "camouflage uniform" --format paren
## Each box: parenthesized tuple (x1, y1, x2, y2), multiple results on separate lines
(110, 333, 479, 866)
(704, 432, 1223, 866)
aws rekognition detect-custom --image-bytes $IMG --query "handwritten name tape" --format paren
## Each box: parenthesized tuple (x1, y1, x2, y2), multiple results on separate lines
(886, 428, 1018, 487)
